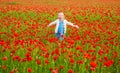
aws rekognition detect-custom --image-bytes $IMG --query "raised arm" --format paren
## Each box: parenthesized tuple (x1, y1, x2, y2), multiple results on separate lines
(66, 20, 79, 28)
(48, 20, 57, 27)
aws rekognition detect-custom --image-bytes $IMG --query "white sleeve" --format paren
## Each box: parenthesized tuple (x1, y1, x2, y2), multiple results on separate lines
(66, 20, 74, 27)
(48, 20, 57, 27)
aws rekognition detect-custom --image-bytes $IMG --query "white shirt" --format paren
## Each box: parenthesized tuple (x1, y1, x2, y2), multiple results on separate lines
(48, 19, 74, 33)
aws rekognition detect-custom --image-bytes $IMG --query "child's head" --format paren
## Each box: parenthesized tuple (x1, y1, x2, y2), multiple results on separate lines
(58, 12, 64, 20)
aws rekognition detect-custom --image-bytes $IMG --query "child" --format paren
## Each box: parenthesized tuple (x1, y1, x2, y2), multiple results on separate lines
(48, 12, 79, 40)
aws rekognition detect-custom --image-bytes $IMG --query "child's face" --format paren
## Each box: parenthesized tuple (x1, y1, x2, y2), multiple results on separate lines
(58, 13, 64, 20)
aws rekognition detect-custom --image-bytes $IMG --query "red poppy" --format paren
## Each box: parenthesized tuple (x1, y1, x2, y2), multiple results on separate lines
(55, 48, 60, 55)
(52, 70, 58, 73)
(90, 67, 96, 71)
(68, 69, 73, 73)
(104, 60, 114, 67)
(12, 56, 21, 61)
(104, 56, 108, 61)
(60, 65, 64, 69)
(91, 56, 96, 61)
(68, 40, 75, 45)
(22, 58, 27, 62)
(50, 68, 53, 71)
(36, 59, 41, 65)
(76, 45, 82, 50)
(52, 68, 58, 73)
(27, 56, 33, 62)
(2, 65, 6, 70)
(90, 61, 97, 68)
(14, 32, 19, 37)
(98, 58, 103, 62)
(98, 49, 104, 56)
(112, 51, 118, 58)
(26, 52, 31, 58)
(77, 60, 83, 65)
(2, 56, 8, 61)
(44, 53, 49, 58)
(27, 68, 32, 73)
(42, 47, 48, 52)
(10, 70, 14, 73)
(69, 58, 75, 64)
(53, 55, 59, 61)
(84, 53, 91, 59)
(0, 40, 5, 46)
(45, 59, 49, 64)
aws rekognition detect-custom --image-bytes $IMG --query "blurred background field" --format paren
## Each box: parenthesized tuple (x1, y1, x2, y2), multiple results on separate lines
(0, 0, 120, 73)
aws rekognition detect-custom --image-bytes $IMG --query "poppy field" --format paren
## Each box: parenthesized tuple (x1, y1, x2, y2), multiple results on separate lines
(0, 0, 120, 73)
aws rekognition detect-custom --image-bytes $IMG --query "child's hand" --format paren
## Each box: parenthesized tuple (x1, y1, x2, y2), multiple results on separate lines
(75, 25, 79, 29)
(47, 25, 50, 27)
